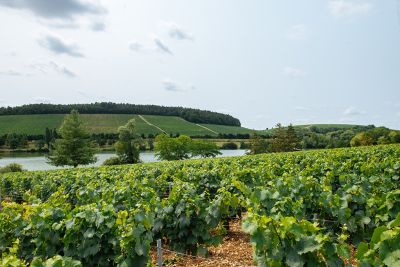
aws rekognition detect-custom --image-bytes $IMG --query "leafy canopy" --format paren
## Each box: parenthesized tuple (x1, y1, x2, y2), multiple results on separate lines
(114, 119, 142, 164)
(47, 110, 97, 168)
(154, 134, 220, 160)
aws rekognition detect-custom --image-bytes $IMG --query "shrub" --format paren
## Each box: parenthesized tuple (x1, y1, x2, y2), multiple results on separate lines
(102, 157, 123, 166)
(0, 163, 24, 174)
(221, 142, 238, 150)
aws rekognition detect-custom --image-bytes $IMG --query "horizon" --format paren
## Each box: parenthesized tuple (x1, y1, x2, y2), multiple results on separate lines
(1, 1, 399, 129)
(0, 102, 395, 130)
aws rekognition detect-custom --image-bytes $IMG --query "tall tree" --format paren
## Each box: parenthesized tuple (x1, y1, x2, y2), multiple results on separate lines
(114, 119, 142, 164)
(190, 140, 221, 158)
(45, 127, 52, 148)
(154, 134, 192, 161)
(47, 110, 97, 168)
(286, 124, 300, 151)
(154, 134, 220, 160)
(248, 133, 268, 154)
(270, 123, 287, 152)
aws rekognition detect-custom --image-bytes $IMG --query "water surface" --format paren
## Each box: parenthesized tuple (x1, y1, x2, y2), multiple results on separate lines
(0, 150, 247, 171)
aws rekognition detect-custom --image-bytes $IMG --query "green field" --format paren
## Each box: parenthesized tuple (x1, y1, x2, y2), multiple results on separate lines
(199, 123, 267, 135)
(0, 114, 262, 136)
(0, 114, 160, 135)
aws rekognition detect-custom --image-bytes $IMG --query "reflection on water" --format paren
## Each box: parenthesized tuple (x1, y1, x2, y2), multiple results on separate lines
(0, 150, 247, 171)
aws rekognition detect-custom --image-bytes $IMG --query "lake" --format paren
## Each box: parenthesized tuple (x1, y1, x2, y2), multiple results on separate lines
(0, 150, 247, 171)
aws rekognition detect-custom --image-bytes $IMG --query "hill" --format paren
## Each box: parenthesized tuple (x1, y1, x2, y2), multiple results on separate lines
(0, 114, 264, 137)
(0, 103, 241, 126)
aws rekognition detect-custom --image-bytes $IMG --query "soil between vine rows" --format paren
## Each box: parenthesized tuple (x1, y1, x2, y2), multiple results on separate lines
(150, 218, 257, 267)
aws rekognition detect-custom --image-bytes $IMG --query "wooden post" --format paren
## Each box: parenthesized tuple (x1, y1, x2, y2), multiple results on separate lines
(157, 239, 163, 267)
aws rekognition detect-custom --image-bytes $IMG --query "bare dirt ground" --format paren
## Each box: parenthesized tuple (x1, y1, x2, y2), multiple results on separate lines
(150, 219, 257, 267)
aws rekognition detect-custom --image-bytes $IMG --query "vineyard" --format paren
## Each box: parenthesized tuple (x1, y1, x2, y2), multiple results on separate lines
(1, 144, 400, 266)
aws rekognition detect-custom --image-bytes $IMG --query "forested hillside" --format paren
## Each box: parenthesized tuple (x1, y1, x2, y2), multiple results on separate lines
(0, 103, 241, 126)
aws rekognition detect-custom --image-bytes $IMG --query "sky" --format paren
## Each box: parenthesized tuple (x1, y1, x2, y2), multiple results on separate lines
(0, 0, 399, 129)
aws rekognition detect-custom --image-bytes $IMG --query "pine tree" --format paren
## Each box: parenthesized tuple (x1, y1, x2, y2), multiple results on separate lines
(286, 124, 300, 151)
(45, 127, 51, 149)
(270, 123, 287, 152)
(47, 110, 97, 167)
(248, 133, 268, 154)
(114, 119, 142, 164)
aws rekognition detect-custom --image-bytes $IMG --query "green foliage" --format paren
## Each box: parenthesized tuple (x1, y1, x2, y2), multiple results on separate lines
(0, 163, 24, 174)
(0, 102, 241, 126)
(1, 144, 400, 265)
(190, 140, 221, 158)
(154, 134, 192, 160)
(102, 156, 122, 166)
(286, 124, 301, 151)
(0, 114, 257, 138)
(351, 127, 400, 147)
(248, 133, 269, 154)
(153, 182, 222, 255)
(221, 142, 238, 150)
(47, 110, 97, 168)
(155, 134, 220, 160)
(270, 123, 301, 152)
(114, 119, 142, 164)
(356, 213, 400, 266)
(31, 256, 82, 267)
(5, 133, 27, 149)
(351, 132, 375, 147)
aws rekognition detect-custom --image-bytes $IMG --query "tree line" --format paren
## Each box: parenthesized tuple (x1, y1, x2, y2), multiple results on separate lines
(247, 123, 400, 155)
(0, 102, 241, 126)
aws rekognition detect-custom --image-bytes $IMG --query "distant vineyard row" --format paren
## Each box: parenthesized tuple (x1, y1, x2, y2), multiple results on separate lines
(1, 144, 399, 266)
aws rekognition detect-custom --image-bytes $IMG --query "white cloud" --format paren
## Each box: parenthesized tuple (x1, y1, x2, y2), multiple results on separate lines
(75, 89, 89, 97)
(283, 66, 307, 77)
(164, 22, 194, 41)
(286, 24, 310, 41)
(0, 0, 106, 19)
(48, 61, 76, 77)
(162, 78, 195, 92)
(38, 33, 84, 57)
(0, 70, 24, 76)
(33, 96, 52, 104)
(129, 41, 145, 52)
(91, 21, 106, 32)
(29, 60, 77, 78)
(5, 51, 18, 57)
(294, 106, 311, 112)
(343, 106, 366, 116)
(396, 112, 400, 117)
(0, 0, 107, 30)
(129, 38, 174, 55)
(328, 0, 372, 18)
(154, 38, 173, 55)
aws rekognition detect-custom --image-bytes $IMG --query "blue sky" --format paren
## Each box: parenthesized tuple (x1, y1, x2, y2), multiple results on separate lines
(0, 0, 399, 129)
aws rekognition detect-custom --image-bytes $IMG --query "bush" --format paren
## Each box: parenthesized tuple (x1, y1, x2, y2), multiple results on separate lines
(221, 142, 238, 149)
(240, 141, 250, 149)
(0, 163, 24, 174)
(102, 157, 123, 166)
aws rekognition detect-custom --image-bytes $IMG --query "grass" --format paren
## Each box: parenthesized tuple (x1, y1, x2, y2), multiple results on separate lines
(0, 114, 364, 137)
(0, 114, 162, 135)
(142, 115, 214, 136)
(199, 124, 268, 135)
(0, 114, 261, 136)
